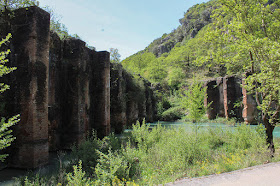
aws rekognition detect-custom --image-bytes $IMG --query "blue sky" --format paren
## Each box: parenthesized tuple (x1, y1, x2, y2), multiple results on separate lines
(38, 0, 208, 59)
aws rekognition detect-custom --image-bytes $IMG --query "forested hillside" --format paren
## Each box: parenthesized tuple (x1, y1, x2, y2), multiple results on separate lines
(122, 0, 277, 89)
(122, 0, 219, 89)
(122, 0, 280, 125)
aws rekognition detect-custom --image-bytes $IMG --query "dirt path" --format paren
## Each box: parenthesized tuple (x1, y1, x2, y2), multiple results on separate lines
(166, 162, 280, 186)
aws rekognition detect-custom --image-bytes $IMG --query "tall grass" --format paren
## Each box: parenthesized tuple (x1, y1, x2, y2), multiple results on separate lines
(21, 121, 273, 185)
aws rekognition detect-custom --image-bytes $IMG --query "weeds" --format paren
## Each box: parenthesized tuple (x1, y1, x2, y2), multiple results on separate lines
(21, 121, 275, 185)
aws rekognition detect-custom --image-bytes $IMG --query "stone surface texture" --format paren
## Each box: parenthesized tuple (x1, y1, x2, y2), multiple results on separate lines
(0, 6, 156, 169)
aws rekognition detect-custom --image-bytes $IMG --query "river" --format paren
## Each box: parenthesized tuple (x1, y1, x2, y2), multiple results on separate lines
(147, 121, 280, 138)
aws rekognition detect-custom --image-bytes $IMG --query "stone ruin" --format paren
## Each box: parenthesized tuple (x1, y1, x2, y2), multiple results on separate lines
(204, 75, 259, 124)
(0, 7, 156, 169)
(0, 6, 261, 170)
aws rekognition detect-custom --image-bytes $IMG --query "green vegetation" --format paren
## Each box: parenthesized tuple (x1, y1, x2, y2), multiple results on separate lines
(20, 122, 277, 185)
(0, 34, 19, 162)
(110, 48, 121, 63)
(181, 80, 207, 123)
(2, 0, 280, 184)
(122, 1, 220, 89)
(202, 0, 280, 152)
(122, 0, 280, 153)
(0, 0, 38, 10)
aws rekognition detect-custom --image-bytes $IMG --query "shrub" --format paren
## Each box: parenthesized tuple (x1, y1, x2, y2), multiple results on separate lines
(161, 106, 184, 121)
(94, 149, 130, 185)
(66, 161, 93, 186)
(70, 131, 121, 174)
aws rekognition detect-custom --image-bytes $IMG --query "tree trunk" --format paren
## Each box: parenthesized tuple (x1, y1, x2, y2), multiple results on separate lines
(263, 116, 275, 154)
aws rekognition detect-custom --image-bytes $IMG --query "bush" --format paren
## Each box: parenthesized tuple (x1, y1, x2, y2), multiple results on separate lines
(70, 131, 121, 174)
(94, 149, 130, 185)
(66, 161, 94, 186)
(161, 106, 184, 121)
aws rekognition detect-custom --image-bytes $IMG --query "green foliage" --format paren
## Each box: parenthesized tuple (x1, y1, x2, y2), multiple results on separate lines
(161, 106, 184, 121)
(42, 6, 72, 39)
(181, 80, 207, 123)
(156, 91, 185, 121)
(95, 149, 130, 185)
(110, 48, 121, 63)
(70, 131, 121, 174)
(66, 161, 94, 186)
(200, 0, 280, 149)
(167, 67, 185, 89)
(122, 52, 158, 79)
(70, 133, 101, 173)
(0, 34, 19, 162)
(0, 34, 16, 92)
(21, 121, 272, 185)
(121, 0, 221, 89)
(123, 121, 269, 184)
(23, 174, 45, 186)
(0, 115, 19, 161)
(0, 0, 38, 10)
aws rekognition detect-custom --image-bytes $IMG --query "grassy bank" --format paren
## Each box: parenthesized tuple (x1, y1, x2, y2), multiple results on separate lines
(21, 122, 279, 185)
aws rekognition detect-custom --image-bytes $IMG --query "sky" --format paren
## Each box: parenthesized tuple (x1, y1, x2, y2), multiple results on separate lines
(37, 0, 209, 59)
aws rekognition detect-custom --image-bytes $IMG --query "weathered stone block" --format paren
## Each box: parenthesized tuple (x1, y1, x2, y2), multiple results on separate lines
(48, 31, 62, 151)
(110, 63, 127, 134)
(145, 80, 155, 122)
(223, 76, 243, 121)
(91, 51, 110, 138)
(59, 38, 91, 148)
(242, 73, 258, 124)
(216, 77, 225, 117)
(204, 79, 219, 119)
(8, 6, 50, 168)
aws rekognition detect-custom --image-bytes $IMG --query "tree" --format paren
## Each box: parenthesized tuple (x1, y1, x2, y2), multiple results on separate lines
(110, 48, 121, 63)
(0, 0, 38, 11)
(203, 0, 280, 152)
(181, 80, 207, 123)
(0, 34, 19, 162)
(43, 6, 70, 39)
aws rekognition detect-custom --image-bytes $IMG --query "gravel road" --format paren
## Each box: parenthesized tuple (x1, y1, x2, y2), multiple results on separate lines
(166, 162, 280, 186)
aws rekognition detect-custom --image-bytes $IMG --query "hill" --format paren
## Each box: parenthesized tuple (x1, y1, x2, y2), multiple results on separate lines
(122, 0, 220, 89)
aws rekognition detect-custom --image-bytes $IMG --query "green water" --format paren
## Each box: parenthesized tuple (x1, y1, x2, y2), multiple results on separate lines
(148, 121, 280, 138)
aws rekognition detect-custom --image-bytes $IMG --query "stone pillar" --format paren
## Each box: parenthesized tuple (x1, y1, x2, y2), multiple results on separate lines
(9, 6, 50, 168)
(125, 73, 140, 126)
(110, 63, 127, 134)
(216, 77, 225, 117)
(137, 80, 147, 123)
(223, 76, 243, 120)
(242, 74, 258, 124)
(145, 81, 154, 122)
(223, 76, 234, 119)
(92, 51, 110, 138)
(204, 79, 219, 119)
(59, 38, 91, 148)
(48, 31, 62, 151)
